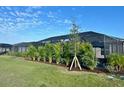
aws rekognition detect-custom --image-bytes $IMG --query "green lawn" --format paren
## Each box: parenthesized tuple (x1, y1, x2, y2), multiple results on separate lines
(0, 55, 124, 87)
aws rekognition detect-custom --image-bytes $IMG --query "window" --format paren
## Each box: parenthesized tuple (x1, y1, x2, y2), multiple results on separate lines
(101, 48, 104, 55)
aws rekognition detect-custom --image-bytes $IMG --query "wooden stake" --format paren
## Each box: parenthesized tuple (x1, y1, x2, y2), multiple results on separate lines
(69, 55, 82, 70)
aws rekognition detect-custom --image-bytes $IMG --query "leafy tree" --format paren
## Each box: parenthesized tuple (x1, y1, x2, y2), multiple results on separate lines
(79, 42, 97, 70)
(54, 43, 62, 64)
(69, 23, 80, 56)
(69, 22, 82, 70)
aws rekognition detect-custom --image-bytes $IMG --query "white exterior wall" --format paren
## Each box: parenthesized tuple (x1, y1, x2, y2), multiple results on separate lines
(93, 47, 104, 58)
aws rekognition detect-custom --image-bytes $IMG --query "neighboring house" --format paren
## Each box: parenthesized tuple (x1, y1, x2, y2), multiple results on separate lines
(37, 31, 124, 58)
(0, 43, 12, 54)
(1, 31, 124, 59)
(11, 42, 38, 52)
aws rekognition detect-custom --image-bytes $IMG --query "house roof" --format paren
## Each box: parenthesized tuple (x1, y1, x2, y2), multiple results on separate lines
(0, 43, 12, 48)
(2, 31, 124, 48)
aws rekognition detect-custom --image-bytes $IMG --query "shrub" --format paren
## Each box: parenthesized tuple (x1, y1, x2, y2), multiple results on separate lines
(79, 42, 97, 70)
(107, 53, 124, 72)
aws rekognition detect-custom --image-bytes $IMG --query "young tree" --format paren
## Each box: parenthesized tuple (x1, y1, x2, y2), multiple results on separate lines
(69, 22, 82, 70)
(45, 43, 53, 63)
(63, 42, 71, 66)
(54, 42, 62, 64)
(41, 46, 47, 62)
(27, 45, 37, 61)
(37, 46, 43, 62)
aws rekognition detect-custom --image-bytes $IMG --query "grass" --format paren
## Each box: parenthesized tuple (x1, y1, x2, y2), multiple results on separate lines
(0, 55, 124, 87)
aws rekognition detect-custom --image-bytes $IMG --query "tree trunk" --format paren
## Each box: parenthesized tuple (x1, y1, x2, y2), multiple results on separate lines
(66, 59, 69, 67)
(33, 57, 35, 61)
(115, 66, 119, 72)
(43, 57, 46, 62)
(66, 62, 69, 67)
(37, 57, 41, 62)
(49, 57, 52, 63)
(56, 58, 60, 64)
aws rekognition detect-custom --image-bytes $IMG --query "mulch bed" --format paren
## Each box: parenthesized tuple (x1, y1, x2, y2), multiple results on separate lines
(24, 58, 124, 75)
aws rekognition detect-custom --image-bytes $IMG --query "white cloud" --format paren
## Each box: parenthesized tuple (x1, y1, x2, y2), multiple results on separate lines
(5, 6, 12, 10)
(64, 19, 71, 24)
(16, 18, 25, 22)
(0, 7, 6, 10)
(72, 7, 76, 11)
(47, 11, 55, 18)
(3, 12, 7, 14)
(36, 11, 42, 15)
(0, 6, 67, 37)
(9, 12, 16, 16)
(25, 7, 33, 12)
(0, 18, 3, 21)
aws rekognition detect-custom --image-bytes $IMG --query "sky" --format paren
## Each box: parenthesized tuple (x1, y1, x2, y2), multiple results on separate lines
(0, 6, 124, 44)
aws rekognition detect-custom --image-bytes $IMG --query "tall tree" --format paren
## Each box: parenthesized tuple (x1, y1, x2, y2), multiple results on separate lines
(69, 22, 82, 70)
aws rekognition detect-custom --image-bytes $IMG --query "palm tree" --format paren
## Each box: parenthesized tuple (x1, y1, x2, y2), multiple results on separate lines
(107, 53, 124, 72)
(45, 43, 53, 63)
(63, 42, 71, 66)
(38, 46, 47, 62)
(37, 46, 43, 62)
(54, 43, 62, 64)
(27, 45, 37, 61)
(119, 55, 124, 71)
